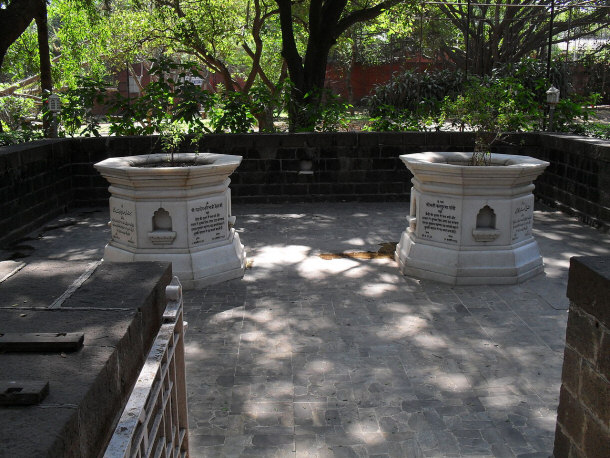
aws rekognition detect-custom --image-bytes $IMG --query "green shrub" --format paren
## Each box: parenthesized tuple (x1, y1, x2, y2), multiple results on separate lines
(364, 69, 466, 117)
(363, 105, 430, 132)
(291, 88, 352, 132)
(58, 76, 108, 137)
(0, 96, 42, 145)
(208, 90, 256, 133)
(441, 75, 543, 164)
(583, 122, 610, 140)
(0, 95, 38, 131)
(0, 129, 43, 146)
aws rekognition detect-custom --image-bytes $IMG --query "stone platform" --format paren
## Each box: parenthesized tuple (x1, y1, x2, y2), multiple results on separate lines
(1, 202, 609, 457)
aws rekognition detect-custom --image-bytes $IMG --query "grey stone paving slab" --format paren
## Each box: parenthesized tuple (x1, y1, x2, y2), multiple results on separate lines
(2, 202, 608, 457)
(182, 202, 609, 457)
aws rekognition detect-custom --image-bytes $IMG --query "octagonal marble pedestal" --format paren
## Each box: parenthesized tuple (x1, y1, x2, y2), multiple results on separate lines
(395, 152, 549, 285)
(95, 153, 246, 289)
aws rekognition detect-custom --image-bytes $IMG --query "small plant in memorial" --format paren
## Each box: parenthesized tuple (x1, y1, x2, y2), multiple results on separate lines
(441, 76, 541, 165)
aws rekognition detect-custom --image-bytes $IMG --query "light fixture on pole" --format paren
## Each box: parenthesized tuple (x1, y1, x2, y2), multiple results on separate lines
(47, 93, 61, 138)
(546, 86, 560, 132)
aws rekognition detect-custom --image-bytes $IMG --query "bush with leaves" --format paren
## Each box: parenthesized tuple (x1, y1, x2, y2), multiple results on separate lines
(441, 75, 542, 164)
(364, 105, 432, 132)
(291, 88, 352, 132)
(108, 57, 215, 137)
(493, 58, 572, 104)
(0, 95, 38, 131)
(579, 52, 610, 103)
(57, 76, 109, 137)
(207, 90, 257, 133)
(364, 69, 466, 117)
(552, 93, 599, 134)
(0, 95, 42, 145)
(583, 122, 610, 140)
(0, 129, 43, 146)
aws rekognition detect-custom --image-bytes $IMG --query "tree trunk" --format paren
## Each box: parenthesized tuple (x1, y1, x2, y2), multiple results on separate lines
(0, 0, 38, 71)
(35, 0, 53, 137)
(276, 0, 400, 131)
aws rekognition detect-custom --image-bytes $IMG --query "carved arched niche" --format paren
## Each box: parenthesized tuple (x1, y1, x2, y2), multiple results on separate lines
(153, 208, 172, 231)
(476, 205, 496, 229)
(472, 205, 500, 242)
(148, 207, 177, 245)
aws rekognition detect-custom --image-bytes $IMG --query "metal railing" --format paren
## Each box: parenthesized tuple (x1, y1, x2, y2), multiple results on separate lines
(104, 277, 189, 458)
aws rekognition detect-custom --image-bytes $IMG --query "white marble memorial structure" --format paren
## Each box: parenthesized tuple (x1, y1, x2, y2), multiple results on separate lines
(396, 152, 549, 285)
(95, 153, 246, 288)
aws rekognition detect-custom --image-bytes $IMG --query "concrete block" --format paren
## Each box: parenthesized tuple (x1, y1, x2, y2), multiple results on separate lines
(557, 386, 585, 447)
(583, 414, 610, 458)
(560, 346, 582, 396)
(565, 308, 601, 364)
(580, 362, 610, 427)
(567, 257, 610, 330)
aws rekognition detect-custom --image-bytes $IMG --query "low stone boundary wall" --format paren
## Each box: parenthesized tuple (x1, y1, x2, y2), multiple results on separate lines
(1, 132, 608, 247)
(0, 261, 172, 457)
(0, 139, 73, 247)
(554, 256, 610, 457)
(532, 134, 609, 232)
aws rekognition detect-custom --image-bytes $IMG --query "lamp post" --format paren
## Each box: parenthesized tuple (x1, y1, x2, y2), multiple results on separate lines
(546, 86, 560, 132)
(47, 93, 61, 138)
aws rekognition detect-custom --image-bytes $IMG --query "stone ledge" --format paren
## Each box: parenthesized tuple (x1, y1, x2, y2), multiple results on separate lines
(0, 261, 171, 458)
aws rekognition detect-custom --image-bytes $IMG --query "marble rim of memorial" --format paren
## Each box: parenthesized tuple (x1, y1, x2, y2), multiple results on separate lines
(94, 153, 242, 187)
(400, 152, 549, 195)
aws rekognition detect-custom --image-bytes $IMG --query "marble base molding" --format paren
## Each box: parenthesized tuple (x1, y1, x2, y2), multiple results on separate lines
(95, 153, 246, 288)
(396, 152, 549, 285)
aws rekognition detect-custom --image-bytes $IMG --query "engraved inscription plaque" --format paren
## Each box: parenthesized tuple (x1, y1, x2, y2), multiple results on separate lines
(110, 198, 136, 246)
(188, 196, 228, 246)
(418, 197, 461, 244)
(511, 199, 533, 242)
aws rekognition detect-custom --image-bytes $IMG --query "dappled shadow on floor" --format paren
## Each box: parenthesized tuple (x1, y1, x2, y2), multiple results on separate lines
(183, 203, 609, 457)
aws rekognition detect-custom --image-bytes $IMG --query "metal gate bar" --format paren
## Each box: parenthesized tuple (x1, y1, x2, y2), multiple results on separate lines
(104, 277, 189, 458)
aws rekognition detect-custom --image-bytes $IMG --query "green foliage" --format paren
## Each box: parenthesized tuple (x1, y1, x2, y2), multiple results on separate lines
(50, 0, 112, 89)
(441, 75, 543, 163)
(493, 58, 571, 104)
(208, 91, 256, 133)
(363, 105, 424, 132)
(0, 26, 39, 84)
(580, 52, 610, 103)
(0, 95, 43, 145)
(0, 95, 38, 130)
(582, 122, 610, 140)
(314, 92, 353, 132)
(57, 76, 108, 137)
(293, 89, 352, 132)
(108, 56, 214, 136)
(0, 129, 43, 146)
(49, 56, 286, 137)
(364, 69, 466, 117)
(552, 93, 599, 134)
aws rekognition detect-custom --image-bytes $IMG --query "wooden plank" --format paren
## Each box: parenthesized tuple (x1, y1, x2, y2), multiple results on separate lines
(0, 380, 49, 406)
(0, 332, 84, 352)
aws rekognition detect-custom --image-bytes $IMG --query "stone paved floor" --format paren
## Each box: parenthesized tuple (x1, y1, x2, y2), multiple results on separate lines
(2, 202, 608, 457)
(182, 203, 610, 457)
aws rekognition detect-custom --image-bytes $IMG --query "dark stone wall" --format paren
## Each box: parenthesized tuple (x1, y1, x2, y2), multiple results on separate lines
(70, 135, 160, 208)
(198, 132, 478, 204)
(0, 139, 73, 246)
(1, 132, 608, 247)
(554, 256, 610, 458)
(531, 134, 610, 232)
